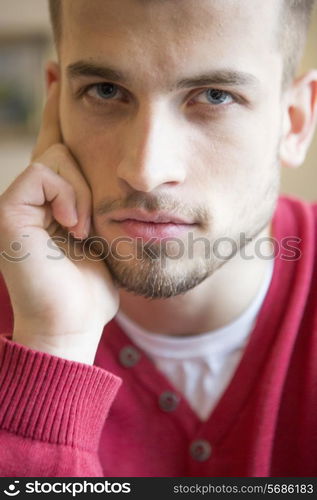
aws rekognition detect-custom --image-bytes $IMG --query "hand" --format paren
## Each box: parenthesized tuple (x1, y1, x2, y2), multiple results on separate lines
(0, 83, 119, 364)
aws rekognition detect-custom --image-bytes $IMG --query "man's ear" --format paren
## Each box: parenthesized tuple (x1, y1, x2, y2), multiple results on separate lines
(279, 70, 317, 169)
(45, 61, 61, 94)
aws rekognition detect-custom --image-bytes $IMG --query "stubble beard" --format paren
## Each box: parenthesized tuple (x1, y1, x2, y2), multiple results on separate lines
(102, 211, 276, 299)
(103, 236, 215, 299)
(97, 162, 281, 300)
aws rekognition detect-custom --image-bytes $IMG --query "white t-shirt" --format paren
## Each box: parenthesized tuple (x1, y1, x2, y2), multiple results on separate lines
(116, 259, 274, 421)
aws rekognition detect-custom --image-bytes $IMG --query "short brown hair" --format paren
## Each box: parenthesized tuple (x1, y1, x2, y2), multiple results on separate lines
(49, 0, 61, 43)
(48, 0, 316, 85)
(280, 0, 316, 84)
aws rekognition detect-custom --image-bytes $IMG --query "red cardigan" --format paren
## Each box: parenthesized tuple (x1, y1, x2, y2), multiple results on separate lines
(0, 196, 316, 477)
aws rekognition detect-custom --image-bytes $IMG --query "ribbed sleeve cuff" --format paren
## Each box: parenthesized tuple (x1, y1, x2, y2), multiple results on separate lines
(0, 335, 122, 451)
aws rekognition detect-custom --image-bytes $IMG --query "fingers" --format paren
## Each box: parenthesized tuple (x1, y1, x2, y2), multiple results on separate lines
(1, 145, 91, 241)
(1, 161, 78, 230)
(34, 144, 92, 239)
(28, 80, 91, 240)
(25, 81, 91, 240)
(31, 82, 62, 161)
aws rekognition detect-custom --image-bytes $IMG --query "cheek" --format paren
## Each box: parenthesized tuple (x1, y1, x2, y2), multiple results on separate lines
(186, 108, 280, 223)
(186, 122, 266, 191)
(200, 109, 280, 181)
(60, 97, 123, 188)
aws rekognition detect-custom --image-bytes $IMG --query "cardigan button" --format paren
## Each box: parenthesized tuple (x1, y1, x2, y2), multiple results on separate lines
(159, 391, 180, 412)
(119, 346, 141, 367)
(190, 439, 212, 462)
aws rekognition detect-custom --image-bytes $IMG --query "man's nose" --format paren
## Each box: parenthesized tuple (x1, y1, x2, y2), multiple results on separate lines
(116, 104, 187, 192)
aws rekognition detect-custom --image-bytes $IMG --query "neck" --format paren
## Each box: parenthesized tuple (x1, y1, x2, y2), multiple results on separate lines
(118, 223, 273, 336)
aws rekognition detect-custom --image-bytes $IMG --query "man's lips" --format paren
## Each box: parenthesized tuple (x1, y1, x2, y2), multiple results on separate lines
(110, 209, 196, 225)
(110, 210, 197, 240)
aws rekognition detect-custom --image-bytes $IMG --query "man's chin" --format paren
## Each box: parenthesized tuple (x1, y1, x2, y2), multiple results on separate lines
(103, 256, 213, 299)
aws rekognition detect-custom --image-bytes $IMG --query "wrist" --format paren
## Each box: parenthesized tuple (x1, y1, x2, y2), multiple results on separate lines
(12, 330, 99, 365)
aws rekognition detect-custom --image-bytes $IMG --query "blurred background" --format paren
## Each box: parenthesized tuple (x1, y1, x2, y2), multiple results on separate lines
(0, 0, 316, 200)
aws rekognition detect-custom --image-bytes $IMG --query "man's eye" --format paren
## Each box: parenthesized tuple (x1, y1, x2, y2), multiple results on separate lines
(194, 89, 234, 106)
(86, 83, 123, 101)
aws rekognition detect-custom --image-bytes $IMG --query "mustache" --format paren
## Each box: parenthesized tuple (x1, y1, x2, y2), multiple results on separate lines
(95, 192, 209, 226)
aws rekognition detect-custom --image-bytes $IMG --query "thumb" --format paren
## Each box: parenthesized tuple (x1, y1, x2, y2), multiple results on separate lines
(31, 82, 62, 161)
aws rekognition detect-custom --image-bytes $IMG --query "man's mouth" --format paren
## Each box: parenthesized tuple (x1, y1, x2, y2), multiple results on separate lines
(111, 209, 197, 241)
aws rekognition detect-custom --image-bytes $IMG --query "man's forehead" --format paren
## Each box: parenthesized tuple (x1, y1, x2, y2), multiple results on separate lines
(61, 0, 282, 89)
(63, 0, 279, 42)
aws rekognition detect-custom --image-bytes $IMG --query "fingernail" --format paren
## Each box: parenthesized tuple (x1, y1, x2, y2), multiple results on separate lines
(84, 217, 91, 237)
(70, 207, 79, 226)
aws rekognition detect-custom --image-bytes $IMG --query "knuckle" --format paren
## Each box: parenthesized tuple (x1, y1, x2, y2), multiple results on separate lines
(32, 143, 91, 209)
(34, 143, 68, 166)
(49, 143, 68, 157)
(27, 162, 46, 175)
(63, 180, 76, 197)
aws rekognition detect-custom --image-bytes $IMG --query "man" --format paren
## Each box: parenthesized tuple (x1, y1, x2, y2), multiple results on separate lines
(0, 0, 316, 477)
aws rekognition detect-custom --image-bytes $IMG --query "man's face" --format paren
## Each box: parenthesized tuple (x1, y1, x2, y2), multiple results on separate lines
(59, 0, 283, 298)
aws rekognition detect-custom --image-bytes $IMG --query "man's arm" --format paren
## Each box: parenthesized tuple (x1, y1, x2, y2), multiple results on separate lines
(0, 335, 121, 477)
(0, 82, 121, 476)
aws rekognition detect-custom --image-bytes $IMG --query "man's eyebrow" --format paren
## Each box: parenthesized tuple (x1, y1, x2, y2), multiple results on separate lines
(67, 61, 125, 83)
(67, 60, 260, 90)
(176, 70, 260, 90)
